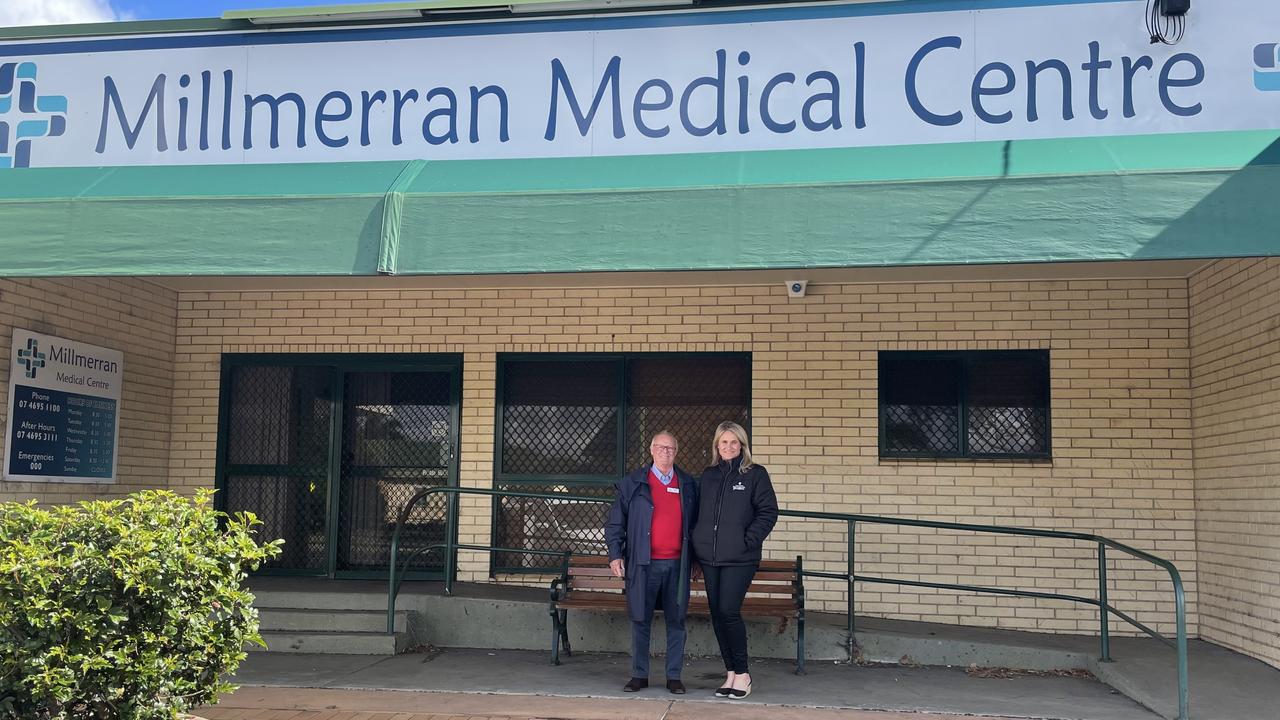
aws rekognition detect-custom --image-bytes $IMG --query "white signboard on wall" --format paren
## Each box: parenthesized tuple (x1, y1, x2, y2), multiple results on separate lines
(1, 0, 1279, 169)
(4, 329, 123, 483)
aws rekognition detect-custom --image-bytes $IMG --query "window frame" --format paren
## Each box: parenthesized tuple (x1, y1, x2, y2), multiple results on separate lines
(877, 349, 1052, 461)
(491, 352, 751, 574)
(493, 351, 753, 484)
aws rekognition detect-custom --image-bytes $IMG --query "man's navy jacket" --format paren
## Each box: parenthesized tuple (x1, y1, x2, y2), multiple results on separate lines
(604, 463, 700, 623)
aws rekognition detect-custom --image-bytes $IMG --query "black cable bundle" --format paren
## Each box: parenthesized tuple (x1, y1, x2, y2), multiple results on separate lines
(1146, 0, 1186, 45)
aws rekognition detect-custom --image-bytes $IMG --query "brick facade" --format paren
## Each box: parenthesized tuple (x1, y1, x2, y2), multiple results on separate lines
(1189, 258, 1280, 668)
(0, 272, 1222, 641)
(155, 276, 1197, 638)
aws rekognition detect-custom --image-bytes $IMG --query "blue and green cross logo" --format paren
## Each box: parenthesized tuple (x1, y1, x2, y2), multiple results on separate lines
(16, 337, 46, 379)
(1256, 44, 1280, 92)
(0, 62, 68, 169)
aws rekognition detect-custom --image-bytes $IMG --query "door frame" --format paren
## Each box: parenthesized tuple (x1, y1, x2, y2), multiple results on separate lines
(215, 353, 463, 580)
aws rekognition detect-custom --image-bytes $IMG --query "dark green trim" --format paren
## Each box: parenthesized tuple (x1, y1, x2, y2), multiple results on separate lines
(325, 366, 345, 578)
(615, 357, 628, 491)
(495, 474, 620, 484)
(213, 358, 235, 513)
(445, 361, 464, 586)
(877, 349, 1052, 461)
(221, 352, 463, 371)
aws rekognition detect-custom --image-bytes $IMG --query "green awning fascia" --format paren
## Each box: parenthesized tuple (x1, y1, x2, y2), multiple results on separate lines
(0, 161, 410, 276)
(403, 129, 1280, 193)
(1, 129, 1278, 277)
(379, 159, 428, 273)
(400, 167, 1280, 275)
(396, 129, 1280, 274)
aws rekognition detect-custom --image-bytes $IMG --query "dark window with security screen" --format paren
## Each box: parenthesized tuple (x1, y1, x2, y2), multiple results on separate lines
(879, 350, 1050, 459)
(494, 353, 750, 572)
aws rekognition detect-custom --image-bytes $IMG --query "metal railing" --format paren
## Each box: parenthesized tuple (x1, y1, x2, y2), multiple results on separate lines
(389, 487, 1189, 720)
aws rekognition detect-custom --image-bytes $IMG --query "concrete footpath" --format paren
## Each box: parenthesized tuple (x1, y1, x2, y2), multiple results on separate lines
(217, 647, 1160, 720)
(199, 686, 1034, 720)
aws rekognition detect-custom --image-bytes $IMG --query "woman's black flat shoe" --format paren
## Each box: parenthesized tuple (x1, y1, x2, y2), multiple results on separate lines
(714, 686, 732, 698)
(729, 681, 752, 699)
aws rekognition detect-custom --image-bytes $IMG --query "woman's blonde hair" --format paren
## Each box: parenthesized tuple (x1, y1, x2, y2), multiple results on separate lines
(711, 421, 754, 472)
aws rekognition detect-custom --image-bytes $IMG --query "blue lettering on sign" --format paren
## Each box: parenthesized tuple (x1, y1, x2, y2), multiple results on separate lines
(545, 55, 624, 140)
(906, 35, 1203, 128)
(83, 39, 1208, 158)
(906, 36, 964, 127)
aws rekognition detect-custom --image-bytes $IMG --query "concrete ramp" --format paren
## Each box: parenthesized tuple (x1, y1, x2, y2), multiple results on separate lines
(247, 578, 1279, 719)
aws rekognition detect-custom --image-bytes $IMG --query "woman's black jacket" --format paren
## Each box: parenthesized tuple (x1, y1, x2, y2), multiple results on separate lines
(691, 455, 779, 566)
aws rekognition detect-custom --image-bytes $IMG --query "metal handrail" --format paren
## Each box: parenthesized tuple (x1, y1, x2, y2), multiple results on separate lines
(387, 486, 611, 621)
(389, 487, 1189, 720)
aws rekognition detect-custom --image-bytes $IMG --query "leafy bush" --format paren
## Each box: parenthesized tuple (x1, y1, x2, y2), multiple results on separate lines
(0, 489, 281, 720)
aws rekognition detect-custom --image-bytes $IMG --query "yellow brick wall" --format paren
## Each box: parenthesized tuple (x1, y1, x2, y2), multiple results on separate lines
(172, 277, 1198, 638)
(0, 278, 178, 504)
(1189, 258, 1280, 668)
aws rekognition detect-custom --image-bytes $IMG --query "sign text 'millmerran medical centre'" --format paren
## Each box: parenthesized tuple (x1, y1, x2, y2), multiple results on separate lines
(7, 0, 1280, 168)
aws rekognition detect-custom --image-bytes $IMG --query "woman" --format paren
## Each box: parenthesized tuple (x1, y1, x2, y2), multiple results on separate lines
(691, 421, 779, 699)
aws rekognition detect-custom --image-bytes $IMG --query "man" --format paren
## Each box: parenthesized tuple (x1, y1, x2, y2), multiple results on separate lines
(604, 431, 699, 694)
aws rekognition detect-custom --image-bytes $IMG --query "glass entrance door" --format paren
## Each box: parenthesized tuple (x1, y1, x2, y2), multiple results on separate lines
(335, 370, 455, 576)
(218, 356, 460, 579)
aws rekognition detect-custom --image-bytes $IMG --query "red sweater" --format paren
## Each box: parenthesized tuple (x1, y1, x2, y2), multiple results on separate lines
(649, 469, 683, 560)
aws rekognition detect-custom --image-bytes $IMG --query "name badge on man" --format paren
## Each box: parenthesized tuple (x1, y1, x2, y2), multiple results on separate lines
(666, 486, 680, 494)
(732, 482, 746, 491)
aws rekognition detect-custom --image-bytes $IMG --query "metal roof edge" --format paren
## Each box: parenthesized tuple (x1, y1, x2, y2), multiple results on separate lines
(0, 18, 252, 41)
(0, 0, 916, 41)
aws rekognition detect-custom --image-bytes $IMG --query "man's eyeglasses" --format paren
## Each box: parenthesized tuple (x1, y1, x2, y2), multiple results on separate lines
(651, 445, 677, 453)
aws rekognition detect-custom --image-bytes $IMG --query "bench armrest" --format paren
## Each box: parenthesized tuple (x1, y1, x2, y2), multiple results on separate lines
(549, 551, 574, 603)
(549, 576, 567, 603)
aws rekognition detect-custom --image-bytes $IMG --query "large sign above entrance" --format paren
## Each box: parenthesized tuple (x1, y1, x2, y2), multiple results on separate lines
(2, 0, 1278, 169)
(4, 329, 123, 483)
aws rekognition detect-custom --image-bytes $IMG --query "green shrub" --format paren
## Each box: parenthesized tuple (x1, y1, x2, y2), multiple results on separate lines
(0, 489, 281, 720)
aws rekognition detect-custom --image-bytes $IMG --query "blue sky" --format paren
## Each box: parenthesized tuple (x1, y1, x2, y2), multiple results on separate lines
(0, 0, 333, 27)
(122, 1, 331, 20)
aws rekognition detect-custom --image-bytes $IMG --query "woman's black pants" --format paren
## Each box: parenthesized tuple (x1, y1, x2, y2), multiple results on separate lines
(702, 563, 758, 673)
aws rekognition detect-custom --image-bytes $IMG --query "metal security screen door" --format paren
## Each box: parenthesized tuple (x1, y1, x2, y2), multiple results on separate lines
(337, 371, 455, 575)
(217, 355, 461, 578)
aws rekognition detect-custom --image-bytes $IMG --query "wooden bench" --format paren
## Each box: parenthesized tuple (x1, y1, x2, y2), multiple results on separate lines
(548, 554, 807, 673)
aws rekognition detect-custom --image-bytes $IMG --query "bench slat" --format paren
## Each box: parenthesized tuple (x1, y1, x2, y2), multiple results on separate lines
(570, 577, 626, 591)
(751, 570, 799, 581)
(551, 554, 804, 672)
(567, 566, 618, 577)
(690, 582, 796, 596)
(570, 580, 794, 596)
(568, 557, 796, 570)
(556, 593, 799, 617)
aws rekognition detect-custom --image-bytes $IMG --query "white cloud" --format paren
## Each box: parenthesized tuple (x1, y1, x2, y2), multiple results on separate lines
(0, 0, 126, 27)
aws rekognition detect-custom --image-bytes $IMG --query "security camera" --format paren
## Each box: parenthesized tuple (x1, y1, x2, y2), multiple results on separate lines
(786, 280, 808, 298)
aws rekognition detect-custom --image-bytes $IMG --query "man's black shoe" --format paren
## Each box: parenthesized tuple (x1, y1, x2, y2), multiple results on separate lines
(623, 677, 648, 692)
(666, 679, 687, 694)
